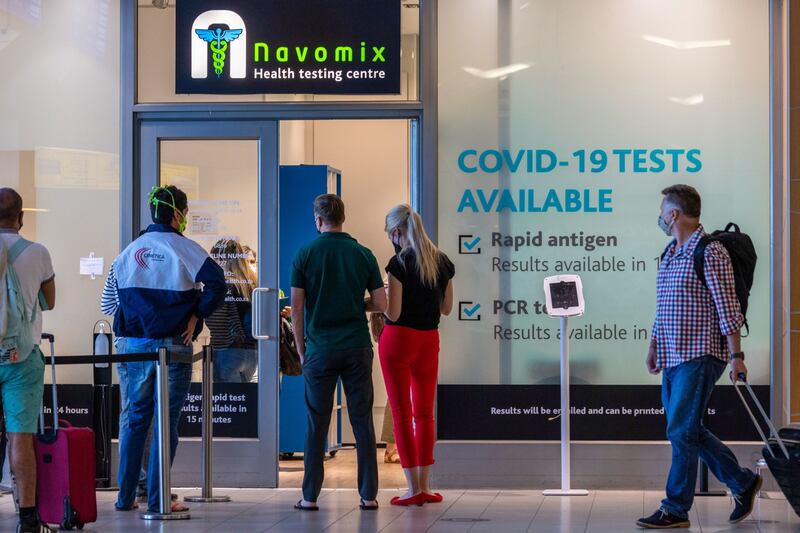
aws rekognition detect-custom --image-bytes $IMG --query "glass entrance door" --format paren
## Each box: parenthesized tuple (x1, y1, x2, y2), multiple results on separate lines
(139, 121, 280, 487)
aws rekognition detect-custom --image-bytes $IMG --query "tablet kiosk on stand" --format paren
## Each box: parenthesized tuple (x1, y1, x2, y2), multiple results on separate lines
(542, 275, 589, 497)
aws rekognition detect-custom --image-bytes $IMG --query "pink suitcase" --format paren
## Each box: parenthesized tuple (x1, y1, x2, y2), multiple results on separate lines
(35, 335, 97, 530)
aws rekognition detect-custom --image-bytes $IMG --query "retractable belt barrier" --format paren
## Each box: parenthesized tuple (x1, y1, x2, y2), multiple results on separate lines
(43, 340, 193, 521)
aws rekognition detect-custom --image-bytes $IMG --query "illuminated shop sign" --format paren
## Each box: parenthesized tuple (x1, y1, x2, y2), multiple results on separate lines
(176, 0, 401, 94)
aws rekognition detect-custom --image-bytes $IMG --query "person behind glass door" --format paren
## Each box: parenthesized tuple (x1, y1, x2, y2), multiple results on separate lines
(242, 244, 258, 275)
(0, 188, 57, 533)
(207, 239, 258, 383)
(379, 204, 455, 506)
(291, 194, 387, 511)
(101, 185, 226, 513)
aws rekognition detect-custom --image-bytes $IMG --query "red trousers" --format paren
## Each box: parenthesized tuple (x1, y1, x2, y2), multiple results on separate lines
(378, 325, 439, 468)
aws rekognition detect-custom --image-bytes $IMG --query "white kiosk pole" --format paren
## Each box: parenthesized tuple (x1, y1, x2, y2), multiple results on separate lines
(543, 276, 588, 497)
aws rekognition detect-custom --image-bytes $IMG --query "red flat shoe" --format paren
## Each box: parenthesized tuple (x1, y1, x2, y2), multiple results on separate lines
(390, 493, 424, 506)
(422, 492, 443, 503)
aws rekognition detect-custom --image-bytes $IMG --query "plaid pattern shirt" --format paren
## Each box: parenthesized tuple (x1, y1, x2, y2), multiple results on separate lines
(652, 225, 744, 369)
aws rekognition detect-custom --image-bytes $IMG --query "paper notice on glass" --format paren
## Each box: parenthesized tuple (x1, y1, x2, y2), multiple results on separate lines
(190, 214, 220, 235)
(80, 254, 104, 279)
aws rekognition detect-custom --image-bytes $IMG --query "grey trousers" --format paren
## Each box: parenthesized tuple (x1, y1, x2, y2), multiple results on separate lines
(302, 347, 378, 502)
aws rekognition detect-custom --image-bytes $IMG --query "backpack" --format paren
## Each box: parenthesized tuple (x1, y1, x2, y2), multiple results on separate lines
(279, 318, 302, 376)
(661, 223, 756, 334)
(0, 238, 36, 365)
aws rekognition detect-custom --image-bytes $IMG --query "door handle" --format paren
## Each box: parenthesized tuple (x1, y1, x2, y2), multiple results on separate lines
(251, 287, 278, 340)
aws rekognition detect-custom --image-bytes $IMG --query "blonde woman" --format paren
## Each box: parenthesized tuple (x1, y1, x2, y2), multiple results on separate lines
(379, 205, 455, 506)
(207, 239, 258, 382)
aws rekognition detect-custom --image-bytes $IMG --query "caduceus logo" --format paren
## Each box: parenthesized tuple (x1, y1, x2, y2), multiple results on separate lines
(191, 10, 247, 80)
(195, 27, 243, 78)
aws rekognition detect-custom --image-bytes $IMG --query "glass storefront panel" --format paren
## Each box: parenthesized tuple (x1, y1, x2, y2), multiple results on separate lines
(136, 0, 419, 103)
(158, 139, 260, 437)
(437, 0, 770, 440)
(0, 0, 120, 384)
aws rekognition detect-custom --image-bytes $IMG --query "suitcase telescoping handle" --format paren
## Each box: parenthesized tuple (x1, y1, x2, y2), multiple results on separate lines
(732, 373, 790, 460)
(39, 333, 59, 434)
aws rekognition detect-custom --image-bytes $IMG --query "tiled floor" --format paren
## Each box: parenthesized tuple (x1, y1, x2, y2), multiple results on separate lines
(1, 451, 797, 532)
(0, 488, 798, 532)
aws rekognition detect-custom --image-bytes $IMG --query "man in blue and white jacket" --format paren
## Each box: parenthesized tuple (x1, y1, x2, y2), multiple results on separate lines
(101, 185, 225, 513)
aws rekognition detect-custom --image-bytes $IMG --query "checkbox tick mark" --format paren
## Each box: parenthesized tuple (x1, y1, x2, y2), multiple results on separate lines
(463, 303, 481, 316)
(459, 302, 482, 321)
(463, 236, 481, 250)
(459, 234, 482, 254)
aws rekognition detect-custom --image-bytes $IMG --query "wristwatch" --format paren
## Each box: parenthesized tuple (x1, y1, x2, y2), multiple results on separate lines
(730, 352, 745, 361)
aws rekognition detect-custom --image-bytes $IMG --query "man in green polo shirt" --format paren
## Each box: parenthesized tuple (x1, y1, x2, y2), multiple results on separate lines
(291, 194, 387, 511)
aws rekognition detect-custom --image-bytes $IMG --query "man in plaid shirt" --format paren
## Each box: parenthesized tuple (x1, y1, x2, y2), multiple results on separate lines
(637, 185, 761, 529)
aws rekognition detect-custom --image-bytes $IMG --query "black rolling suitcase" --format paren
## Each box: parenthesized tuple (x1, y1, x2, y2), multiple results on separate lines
(734, 378, 800, 517)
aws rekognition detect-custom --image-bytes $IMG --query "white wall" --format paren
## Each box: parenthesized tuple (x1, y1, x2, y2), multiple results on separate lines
(0, 1, 119, 153)
(0, 1, 120, 383)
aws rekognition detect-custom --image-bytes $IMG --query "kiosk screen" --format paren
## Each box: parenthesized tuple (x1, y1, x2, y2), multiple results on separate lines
(550, 281, 579, 310)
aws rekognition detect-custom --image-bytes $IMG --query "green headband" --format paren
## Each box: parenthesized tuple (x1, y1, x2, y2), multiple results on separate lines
(149, 185, 186, 232)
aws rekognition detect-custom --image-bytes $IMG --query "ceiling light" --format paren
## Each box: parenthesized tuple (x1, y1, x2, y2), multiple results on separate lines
(641, 35, 731, 50)
(462, 63, 532, 80)
(667, 94, 704, 106)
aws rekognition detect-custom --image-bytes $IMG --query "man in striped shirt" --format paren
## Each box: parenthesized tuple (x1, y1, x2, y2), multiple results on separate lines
(637, 185, 760, 529)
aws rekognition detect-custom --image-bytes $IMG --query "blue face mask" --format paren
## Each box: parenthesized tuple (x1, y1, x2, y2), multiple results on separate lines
(658, 213, 674, 236)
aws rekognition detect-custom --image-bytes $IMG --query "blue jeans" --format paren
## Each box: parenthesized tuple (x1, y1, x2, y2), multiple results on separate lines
(661, 356, 756, 518)
(115, 337, 192, 512)
(117, 361, 149, 496)
(214, 347, 257, 383)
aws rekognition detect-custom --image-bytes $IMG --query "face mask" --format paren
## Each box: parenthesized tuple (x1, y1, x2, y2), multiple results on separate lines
(390, 231, 403, 254)
(657, 213, 674, 236)
(176, 211, 187, 234)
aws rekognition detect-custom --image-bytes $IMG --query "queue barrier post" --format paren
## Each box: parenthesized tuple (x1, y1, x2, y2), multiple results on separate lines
(185, 345, 231, 503)
(141, 347, 191, 521)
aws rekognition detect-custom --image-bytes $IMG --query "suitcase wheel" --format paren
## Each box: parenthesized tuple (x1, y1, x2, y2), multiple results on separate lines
(60, 496, 80, 531)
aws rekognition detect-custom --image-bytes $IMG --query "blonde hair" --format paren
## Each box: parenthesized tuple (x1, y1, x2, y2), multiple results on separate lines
(385, 204, 440, 287)
(210, 239, 257, 301)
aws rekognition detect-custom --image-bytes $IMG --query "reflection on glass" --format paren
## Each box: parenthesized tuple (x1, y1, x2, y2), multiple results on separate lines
(207, 238, 258, 383)
(640, 34, 731, 50)
(159, 139, 259, 387)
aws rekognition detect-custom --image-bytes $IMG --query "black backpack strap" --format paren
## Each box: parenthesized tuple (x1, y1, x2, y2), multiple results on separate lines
(692, 236, 712, 288)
